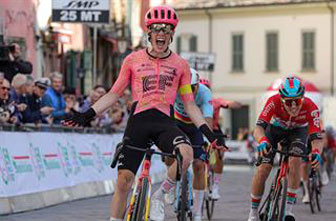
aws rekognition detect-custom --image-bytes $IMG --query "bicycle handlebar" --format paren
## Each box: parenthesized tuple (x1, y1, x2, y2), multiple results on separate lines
(255, 147, 309, 167)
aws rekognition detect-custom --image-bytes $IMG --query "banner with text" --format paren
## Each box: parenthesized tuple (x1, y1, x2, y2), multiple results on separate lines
(0, 132, 166, 197)
(52, 0, 110, 23)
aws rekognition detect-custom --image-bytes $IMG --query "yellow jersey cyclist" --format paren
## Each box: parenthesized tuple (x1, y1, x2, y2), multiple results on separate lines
(63, 5, 226, 221)
(248, 76, 323, 221)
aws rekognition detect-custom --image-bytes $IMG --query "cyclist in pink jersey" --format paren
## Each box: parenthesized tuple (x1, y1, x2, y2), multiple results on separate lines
(248, 76, 323, 221)
(201, 79, 242, 199)
(63, 5, 225, 221)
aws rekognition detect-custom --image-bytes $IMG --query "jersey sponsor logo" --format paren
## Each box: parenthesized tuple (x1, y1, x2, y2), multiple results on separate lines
(173, 136, 190, 146)
(142, 74, 175, 94)
(311, 110, 320, 128)
(262, 101, 275, 116)
(142, 75, 157, 92)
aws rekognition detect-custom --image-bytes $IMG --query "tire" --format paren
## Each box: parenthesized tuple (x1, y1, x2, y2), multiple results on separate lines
(316, 171, 322, 212)
(269, 182, 282, 220)
(177, 174, 189, 221)
(131, 178, 149, 221)
(205, 170, 215, 220)
(308, 177, 316, 214)
(278, 178, 288, 221)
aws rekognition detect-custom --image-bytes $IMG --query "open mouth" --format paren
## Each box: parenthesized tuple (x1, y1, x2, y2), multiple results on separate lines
(156, 38, 166, 47)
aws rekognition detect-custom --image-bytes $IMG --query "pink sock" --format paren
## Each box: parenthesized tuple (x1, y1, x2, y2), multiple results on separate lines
(160, 177, 176, 193)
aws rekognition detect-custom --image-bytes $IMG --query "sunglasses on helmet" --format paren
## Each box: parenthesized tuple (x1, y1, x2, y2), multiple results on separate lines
(149, 23, 174, 34)
(281, 97, 304, 107)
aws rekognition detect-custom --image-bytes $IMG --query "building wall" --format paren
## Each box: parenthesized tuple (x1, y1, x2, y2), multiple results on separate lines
(0, 0, 38, 76)
(174, 3, 335, 131)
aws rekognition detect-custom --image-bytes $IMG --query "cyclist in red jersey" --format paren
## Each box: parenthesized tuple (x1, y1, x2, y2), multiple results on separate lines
(247, 76, 323, 221)
(200, 79, 242, 199)
(63, 5, 225, 221)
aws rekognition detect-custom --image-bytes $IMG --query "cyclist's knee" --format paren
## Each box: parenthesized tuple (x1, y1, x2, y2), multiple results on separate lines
(177, 144, 193, 170)
(116, 170, 134, 193)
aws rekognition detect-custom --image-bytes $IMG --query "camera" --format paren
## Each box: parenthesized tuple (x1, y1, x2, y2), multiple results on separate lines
(0, 45, 15, 61)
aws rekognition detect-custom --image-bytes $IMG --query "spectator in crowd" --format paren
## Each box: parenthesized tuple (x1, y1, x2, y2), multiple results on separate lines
(42, 72, 66, 124)
(0, 72, 4, 85)
(0, 43, 33, 82)
(10, 74, 28, 121)
(110, 100, 127, 130)
(0, 79, 18, 124)
(93, 85, 107, 97)
(81, 86, 112, 128)
(21, 78, 53, 124)
(25, 75, 35, 95)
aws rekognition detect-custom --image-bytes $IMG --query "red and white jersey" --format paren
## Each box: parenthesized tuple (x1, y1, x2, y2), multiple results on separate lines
(257, 94, 321, 135)
(212, 98, 229, 130)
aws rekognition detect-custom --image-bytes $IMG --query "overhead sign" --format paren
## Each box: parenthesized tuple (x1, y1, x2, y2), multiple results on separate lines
(52, 0, 110, 23)
(180, 52, 216, 72)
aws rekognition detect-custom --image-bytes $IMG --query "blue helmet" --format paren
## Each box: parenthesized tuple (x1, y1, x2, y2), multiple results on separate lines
(279, 76, 305, 98)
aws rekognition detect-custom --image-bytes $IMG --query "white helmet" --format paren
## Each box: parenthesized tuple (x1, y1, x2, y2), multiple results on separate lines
(190, 68, 199, 85)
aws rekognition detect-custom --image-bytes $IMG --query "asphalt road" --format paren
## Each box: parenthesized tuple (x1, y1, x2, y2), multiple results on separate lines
(2, 165, 335, 221)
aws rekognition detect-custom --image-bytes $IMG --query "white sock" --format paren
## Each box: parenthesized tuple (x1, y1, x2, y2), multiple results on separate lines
(109, 218, 122, 221)
(193, 189, 205, 216)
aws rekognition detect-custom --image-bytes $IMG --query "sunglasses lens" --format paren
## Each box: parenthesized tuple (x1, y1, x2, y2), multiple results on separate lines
(283, 98, 302, 106)
(150, 24, 172, 33)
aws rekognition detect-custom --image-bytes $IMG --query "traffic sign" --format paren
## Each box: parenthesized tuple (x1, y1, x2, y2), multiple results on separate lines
(52, 0, 110, 23)
(180, 52, 216, 71)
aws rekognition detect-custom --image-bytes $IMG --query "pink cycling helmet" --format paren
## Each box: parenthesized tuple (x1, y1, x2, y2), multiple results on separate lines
(200, 78, 211, 89)
(145, 5, 179, 30)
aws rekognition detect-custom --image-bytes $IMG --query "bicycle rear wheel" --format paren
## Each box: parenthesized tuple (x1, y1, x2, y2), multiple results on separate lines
(177, 174, 189, 221)
(205, 169, 215, 220)
(131, 178, 150, 221)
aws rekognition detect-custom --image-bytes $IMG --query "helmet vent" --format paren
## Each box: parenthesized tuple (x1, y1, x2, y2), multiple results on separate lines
(147, 13, 151, 19)
(154, 9, 158, 18)
(167, 10, 171, 19)
(174, 14, 177, 19)
(161, 10, 165, 19)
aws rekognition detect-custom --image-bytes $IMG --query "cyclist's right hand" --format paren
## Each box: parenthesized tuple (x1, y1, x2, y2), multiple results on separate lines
(256, 137, 271, 157)
(62, 107, 96, 127)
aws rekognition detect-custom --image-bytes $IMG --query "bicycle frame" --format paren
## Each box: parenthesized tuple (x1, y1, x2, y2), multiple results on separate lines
(258, 142, 308, 221)
(126, 150, 153, 221)
(111, 142, 182, 221)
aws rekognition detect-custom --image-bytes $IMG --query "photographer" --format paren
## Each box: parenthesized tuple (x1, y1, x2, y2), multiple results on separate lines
(0, 43, 33, 83)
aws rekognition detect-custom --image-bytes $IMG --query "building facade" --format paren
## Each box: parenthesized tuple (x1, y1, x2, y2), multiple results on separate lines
(171, 0, 336, 137)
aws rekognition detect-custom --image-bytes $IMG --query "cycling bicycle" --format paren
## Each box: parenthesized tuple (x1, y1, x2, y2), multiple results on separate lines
(174, 166, 193, 221)
(306, 164, 322, 213)
(111, 140, 183, 221)
(257, 139, 308, 221)
(202, 142, 218, 220)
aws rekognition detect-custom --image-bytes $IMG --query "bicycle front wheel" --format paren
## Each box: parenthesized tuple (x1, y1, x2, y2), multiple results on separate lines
(278, 177, 288, 221)
(131, 177, 150, 221)
(316, 171, 322, 212)
(177, 174, 189, 221)
(308, 177, 316, 214)
(205, 169, 215, 220)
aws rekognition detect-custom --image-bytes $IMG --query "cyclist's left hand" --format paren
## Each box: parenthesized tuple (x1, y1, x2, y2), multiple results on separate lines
(311, 149, 322, 169)
(212, 136, 229, 152)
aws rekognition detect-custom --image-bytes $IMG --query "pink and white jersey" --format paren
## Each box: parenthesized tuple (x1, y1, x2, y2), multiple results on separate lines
(212, 98, 229, 130)
(111, 49, 194, 116)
